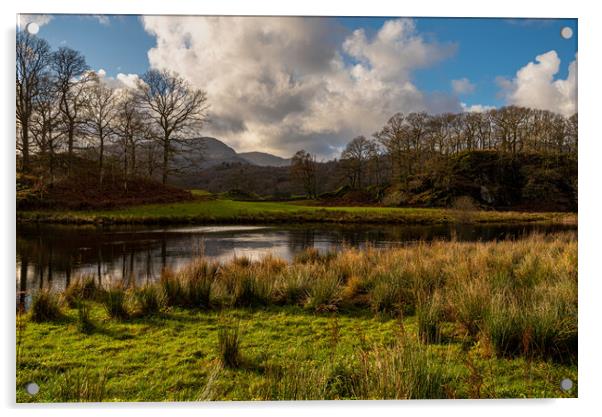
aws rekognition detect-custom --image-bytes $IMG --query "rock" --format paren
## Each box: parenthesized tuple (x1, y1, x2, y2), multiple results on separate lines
(480, 185, 495, 204)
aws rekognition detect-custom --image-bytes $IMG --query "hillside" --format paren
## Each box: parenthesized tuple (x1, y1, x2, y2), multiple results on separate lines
(173, 137, 291, 170)
(238, 151, 291, 167)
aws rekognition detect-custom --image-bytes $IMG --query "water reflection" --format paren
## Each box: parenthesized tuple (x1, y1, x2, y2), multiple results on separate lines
(16, 222, 576, 300)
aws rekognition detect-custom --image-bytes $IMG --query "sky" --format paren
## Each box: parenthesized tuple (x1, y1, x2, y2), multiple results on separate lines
(17, 14, 578, 159)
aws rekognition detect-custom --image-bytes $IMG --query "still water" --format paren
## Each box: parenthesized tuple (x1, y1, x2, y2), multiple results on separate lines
(17, 222, 575, 295)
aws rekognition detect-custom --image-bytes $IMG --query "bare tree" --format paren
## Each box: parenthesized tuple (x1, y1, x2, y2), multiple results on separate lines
(114, 89, 149, 187)
(375, 113, 411, 187)
(84, 73, 117, 186)
(291, 150, 318, 198)
(136, 69, 209, 184)
(16, 31, 51, 172)
(51, 47, 90, 167)
(341, 136, 371, 189)
(30, 74, 62, 181)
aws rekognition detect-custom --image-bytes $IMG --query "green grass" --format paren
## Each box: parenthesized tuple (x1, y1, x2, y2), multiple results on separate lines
(17, 196, 576, 225)
(16, 305, 576, 402)
(16, 233, 577, 401)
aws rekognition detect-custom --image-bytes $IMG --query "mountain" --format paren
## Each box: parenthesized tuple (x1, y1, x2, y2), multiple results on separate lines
(238, 151, 291, 167)
(174, 137, 291, 169)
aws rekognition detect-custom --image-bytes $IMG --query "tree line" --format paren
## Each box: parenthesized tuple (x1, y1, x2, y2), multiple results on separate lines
(16, 31, 209, 187)
(292, 107, 577, 197)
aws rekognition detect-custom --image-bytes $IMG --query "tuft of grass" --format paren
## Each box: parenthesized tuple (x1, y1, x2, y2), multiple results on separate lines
(353, 337, 455, 399)
(217, 323, 241, 369)
(76, 300, 95, 334)
(64, 276, 100, 307)
(184, 259, 218, 309)
(30, 290, 62, 323)
(160, 268, 184, 307)
(132, 285, 166, 316)
(294, 248, 336, 264)
(416, 292, 444, 344)
(227, 266, 273, 308)
(305, 270, 342, 313)
(55, 368, 108, 402)
(102, 285, 129, 320)
(275, 267, 311, 305)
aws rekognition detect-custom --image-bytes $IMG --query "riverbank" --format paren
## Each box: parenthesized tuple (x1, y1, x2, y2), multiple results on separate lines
(17, 197, 577, 226)
(17, 233, 577, 401)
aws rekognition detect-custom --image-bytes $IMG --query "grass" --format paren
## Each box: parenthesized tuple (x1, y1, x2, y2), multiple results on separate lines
(217, 322, 242, 369)
(30, 290, 62, 323)
(16, 232, 577, 401)
(17, 196, 576, 226)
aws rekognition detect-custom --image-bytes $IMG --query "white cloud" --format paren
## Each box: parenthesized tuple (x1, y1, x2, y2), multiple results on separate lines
(461, 103, 495, 113)
(451, 78, 476, 95)
(141, 16, 459, 158)
(94, 69, 140, 91)
(18, 14, 53, 31)
(499, 50, 577, 117)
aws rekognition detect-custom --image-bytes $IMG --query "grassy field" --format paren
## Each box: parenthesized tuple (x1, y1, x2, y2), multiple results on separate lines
(17, 233, 577, 401)
(17, 193, 577, 225)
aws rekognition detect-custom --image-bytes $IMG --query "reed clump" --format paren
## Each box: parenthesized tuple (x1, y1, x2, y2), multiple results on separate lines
(30, 289, 62, 322)
(102, 284, 129, 320)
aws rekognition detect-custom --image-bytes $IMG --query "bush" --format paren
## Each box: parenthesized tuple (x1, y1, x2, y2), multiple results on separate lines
(133, 285, 166, 316)
(102, 285, 129, 319)
(217, 324, 241, 369)
(30, 290, 62, 322)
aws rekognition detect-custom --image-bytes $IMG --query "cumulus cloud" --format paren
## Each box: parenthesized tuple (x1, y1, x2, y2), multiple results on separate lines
(95, 68, 140, 90)
(141, 16, 459, 158)
(18, 14, 53, 30)
(451, 78, 476, 95)
(499, 50, 577, 117)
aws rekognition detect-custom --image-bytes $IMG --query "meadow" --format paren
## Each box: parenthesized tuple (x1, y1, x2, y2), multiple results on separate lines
(17, 192, 576, 225)
(16, 232, 577, 401)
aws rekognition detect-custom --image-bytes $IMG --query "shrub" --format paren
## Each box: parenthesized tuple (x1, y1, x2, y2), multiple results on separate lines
(102, 285, 129, 319)
(30, 290, 62, 322)
(133, 285, 166, 316)
(217, 324, 241, 368)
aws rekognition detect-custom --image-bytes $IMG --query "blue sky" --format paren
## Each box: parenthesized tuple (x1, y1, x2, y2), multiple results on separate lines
(19, 14, 578, 157)
(27, 15, 577, 109)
